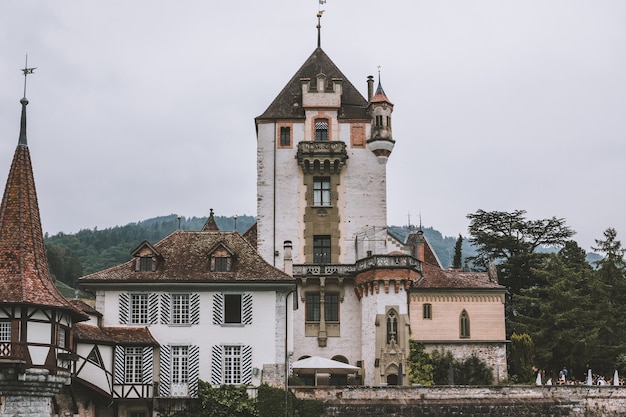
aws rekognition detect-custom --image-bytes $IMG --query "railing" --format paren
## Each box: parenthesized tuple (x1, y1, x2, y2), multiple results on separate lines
(0, 341, 77, 372)
(293, 255, 421, 278)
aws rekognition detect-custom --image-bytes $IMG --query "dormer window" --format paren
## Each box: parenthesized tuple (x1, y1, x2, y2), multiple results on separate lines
(314, 119, 329, 141)
(214, 257, 230, 272)
(139, 256, 153, 272)
(209, 244, 235, 272)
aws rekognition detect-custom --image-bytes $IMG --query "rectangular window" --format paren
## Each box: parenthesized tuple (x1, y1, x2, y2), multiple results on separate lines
(375, 115, 383, 127)
(139, 256, 153, 272)
(172, 294, 190, 325)
(58, 327, 69, 348)
(305, 294, 320, 322)
(313, 235, 331, 264)
(423, 303, 432, 319)
(224, 346, 242, 384)
(325, 293, 339, 322)
(280, 126, 291, 146)
(315, 119, 329, 141)
(313, 177, 331, 206)
(224, 294, 242, 324)
(124, 347, 143, 384)
(131, 294, 149, 324)
(172, 346, 189, 384)
(214, 257, 229, 272)
(0, 322, 10, 342)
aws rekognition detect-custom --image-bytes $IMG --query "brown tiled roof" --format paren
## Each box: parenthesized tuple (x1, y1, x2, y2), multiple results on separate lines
(0, 100, 86, 320)
(74, 323, 117, 344)
(256, 47, 369, 121)
(74, 324, 158, 346)
(69, 299, 101, 316)
(417, 263, 504, 290)
(102, 327, 158, 346)
(242, 221, 257, 248)
(79, 230, 294, 284)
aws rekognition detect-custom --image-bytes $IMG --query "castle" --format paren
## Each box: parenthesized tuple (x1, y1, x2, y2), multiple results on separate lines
(0, 14, 506, 417)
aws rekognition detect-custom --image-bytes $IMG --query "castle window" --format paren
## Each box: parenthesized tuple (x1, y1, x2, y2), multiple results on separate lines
(305, 294, 320, 322)
(131, 294, 149, 324)
(386, 309, 398, 344)
(314, 119, 329, 141)
(280, 126, 291, 146)
(313, 235, 331, 264)
(375, 115, 383, 127)
(58, 326, 69, 348)
(325, 293, 339, 322)
(124, 347, 144, 384)
(313, 177, 331, 206)
(423, 303, 432, 319)
(386, 116, 391, 129)
(460, 310, 470, 338)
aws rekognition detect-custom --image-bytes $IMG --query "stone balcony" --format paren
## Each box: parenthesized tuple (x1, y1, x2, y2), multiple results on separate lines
(296, 141, 348, 174)
(292, 254, 421, 278)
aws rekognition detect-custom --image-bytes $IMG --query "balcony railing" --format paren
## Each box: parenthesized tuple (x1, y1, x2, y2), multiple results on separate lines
(293, 255, 421, 278)
(296, 141, 348, 174)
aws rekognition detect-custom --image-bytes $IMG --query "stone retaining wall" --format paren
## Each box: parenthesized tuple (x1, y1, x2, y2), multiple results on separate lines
(292, 385, 626, 417)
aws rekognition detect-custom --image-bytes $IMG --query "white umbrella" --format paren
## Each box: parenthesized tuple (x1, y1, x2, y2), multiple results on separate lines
(587, 369, 593, 385)
(536, 371, 542, 386)
(292, 356, 360, 385)
(614, 370, 619, 386)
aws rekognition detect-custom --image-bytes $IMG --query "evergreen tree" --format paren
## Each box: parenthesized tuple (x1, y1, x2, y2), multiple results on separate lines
(452, 234, 463, 269)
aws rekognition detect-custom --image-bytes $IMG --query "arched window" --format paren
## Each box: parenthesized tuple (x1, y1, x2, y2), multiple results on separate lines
(386, 309, 398, 344)
(314, 119, 329, 141)
(460, 309, 470, 338)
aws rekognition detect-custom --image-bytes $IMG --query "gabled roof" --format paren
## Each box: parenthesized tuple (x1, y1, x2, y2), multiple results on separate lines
(74, 323, 158, 346)
(79, 230, 294, 284)
(416, 263, 504, 290)
(0, 98, 86, 320)
(130, 240, 161, 258)
(256, 48, 369, 121)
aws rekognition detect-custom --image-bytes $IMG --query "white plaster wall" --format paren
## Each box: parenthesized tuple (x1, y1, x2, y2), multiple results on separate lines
(256, 121, 305, 267)
(98, 288, 284, 387)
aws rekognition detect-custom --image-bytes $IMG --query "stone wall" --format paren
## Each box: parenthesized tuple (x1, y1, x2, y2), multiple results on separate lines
(292, 385, 626, 417)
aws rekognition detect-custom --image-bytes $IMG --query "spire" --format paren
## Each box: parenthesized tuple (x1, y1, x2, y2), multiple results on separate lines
(0, 81, 86, 320)
(369, 67, 393, 106)
(316, 10, 325, 48)
(202, 208, 220, 231)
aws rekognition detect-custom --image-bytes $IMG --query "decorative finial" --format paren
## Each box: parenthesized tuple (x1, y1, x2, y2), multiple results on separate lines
(316, 2, 326, 49)
(21, 55, 37, 99)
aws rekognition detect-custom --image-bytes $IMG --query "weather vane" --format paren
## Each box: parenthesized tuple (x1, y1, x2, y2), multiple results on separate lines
(317, 1, 326, 48)
(21, 55, 37, 98)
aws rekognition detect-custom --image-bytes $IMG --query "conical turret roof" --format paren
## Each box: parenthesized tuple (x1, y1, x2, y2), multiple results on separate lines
(0, 98, 86, 320)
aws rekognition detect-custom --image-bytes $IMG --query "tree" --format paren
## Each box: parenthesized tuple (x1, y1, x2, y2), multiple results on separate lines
(407, 340, 434, 386)
(171, 381, 257, 417)
(466, 210, 574, 331)
(589, 228, 626, 374)
(508, 333, 535, 383)
(452, 234, 463, 269)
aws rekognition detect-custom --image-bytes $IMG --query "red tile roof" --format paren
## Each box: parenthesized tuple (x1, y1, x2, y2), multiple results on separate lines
(75, 323, 158, 346)
(79, 230, 294, 284)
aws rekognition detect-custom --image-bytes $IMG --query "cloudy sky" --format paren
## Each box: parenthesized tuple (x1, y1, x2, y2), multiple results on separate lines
(1, 1, 624, 252)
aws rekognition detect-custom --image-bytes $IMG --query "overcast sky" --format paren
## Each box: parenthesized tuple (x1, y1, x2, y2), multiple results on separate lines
(1, 1, 624, 252)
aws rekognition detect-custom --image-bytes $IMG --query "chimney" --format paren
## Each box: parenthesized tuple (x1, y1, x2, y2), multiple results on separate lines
(367, 75, 374, 101)
(417, 229, 425, 262)
(283, 240, 293, 276)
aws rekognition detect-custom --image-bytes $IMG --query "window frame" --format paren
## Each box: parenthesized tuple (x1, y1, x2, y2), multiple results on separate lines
(171, 345, 189, 384)
(313, 235, 331, 264)
(324, 293, 339, 322)
(305, 294, 321, 322)
(313, 177, 331, 206)
(171, 293, 191, 325)
(139, 256, 153, 272)
(314, 119, 329, 141)
(386, 309, 398, 344)
(223, 345, 242, 384)
(460, 310, 470, 338)
(423, 303, 432, 320)
(124, 347, 143, 384)
(0, 321, 11, 343)
(224, 294, 243, 324)
(130, 294, 149, 324)
(280, 126, 291, 146)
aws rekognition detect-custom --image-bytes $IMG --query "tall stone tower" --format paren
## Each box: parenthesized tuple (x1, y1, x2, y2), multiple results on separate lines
(0, 80, 87, 416)
(255, 15, 421, 385)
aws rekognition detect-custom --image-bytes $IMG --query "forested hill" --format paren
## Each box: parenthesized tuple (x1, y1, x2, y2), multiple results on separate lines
(44, 214, 469, 289)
